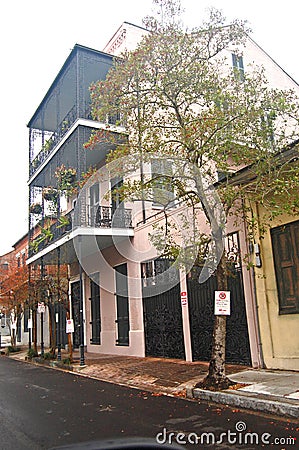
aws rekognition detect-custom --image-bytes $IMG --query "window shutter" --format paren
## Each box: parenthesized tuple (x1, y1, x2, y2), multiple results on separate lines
(271, 221, 299, 314)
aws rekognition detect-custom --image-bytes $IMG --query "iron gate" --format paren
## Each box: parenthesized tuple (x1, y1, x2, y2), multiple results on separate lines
(187, 268, 251, 365)
(142, 259, 185, 359)
(143, 284, 185, 359)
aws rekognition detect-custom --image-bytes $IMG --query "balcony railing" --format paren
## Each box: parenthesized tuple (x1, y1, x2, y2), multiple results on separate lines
(30, 105, 93, 177)
(28, 206, 132, 258)
(29, 211, 73, 258)
(90, 205, 132, 229)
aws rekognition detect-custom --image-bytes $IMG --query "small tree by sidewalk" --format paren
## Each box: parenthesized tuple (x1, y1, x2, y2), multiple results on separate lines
(0, 261, 29, 348)
(29, 263, 73, 362)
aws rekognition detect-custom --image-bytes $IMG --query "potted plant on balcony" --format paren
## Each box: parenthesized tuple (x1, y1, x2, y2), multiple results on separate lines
(61, 119, 69, 133)
(30, 203, 42, 215)
(29, 222, 54, 255)
(55, 165, 77, 198)
(40, 224, 53, 242)
(29, 239, 40, 254)
(41, 139, 53, 155)
(78, 165, 98, 189)
(57, 215, 71, 234)
(43, 187, 58, 202)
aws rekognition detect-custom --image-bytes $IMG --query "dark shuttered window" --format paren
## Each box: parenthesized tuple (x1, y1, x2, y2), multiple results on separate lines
(271, 220, 299, 314)
(90, 274, 101, 344)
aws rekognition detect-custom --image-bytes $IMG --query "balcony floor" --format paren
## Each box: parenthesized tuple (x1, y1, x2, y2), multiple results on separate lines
(27, 227, 134, 266)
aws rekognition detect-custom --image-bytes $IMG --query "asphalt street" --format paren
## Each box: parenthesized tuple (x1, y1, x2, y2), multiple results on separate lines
(0, 357, 297, 449)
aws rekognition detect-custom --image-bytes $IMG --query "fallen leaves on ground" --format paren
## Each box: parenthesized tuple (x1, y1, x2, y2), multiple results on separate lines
(172, 390, 187, 398)
(228, 383, 248, 390)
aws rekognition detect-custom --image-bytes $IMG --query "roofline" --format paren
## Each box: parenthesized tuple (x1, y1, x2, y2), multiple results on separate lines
(123, 21, 148, 32)
(27, 44, 114, 129)
(217, 139, 299, 187)
(247, 35, 299, 87)
(0, 250, 14, 260)
(12, 231, 29, 249)
(103, 21, 148, 52)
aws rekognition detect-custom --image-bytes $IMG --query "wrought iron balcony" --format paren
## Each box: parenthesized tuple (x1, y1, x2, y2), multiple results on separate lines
(28, 206, 132, 258)
(30, 105, 92, 177)
(89, 205, 132, 229)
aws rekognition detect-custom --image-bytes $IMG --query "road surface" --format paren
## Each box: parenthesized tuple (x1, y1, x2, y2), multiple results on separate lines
(0, 357, 297, 449)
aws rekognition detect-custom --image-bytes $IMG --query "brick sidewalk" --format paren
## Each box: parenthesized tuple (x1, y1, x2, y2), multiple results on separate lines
(72, 352, 249, 395)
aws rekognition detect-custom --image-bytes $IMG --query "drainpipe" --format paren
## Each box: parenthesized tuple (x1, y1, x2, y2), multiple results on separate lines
(249, 265, 265, 368)
(246, 203, 265, 368)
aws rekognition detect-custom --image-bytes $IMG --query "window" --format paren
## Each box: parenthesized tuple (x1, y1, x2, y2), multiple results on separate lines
(115, 264, 129, 346)
(24, 308, 30, 332)
(232, 53, 245, 81)
(1, 262, 8, 271)
(108, 111, 122, 126)
(89, 182, 99, 226)
(271, 220, 299, 314)
(151, 159, 175, 208)
(90, 273, 101, 345)
(141, 258, 179, 287)
(261, 112, 275, 149)
(111, 177, 124, 213)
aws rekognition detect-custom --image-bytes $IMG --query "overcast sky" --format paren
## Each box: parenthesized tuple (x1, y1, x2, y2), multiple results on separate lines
(0, 0, 298, 255)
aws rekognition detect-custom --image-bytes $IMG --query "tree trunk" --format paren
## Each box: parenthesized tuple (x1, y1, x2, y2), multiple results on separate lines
(197, 252, 234, 390)
(11, 329, 16, 348)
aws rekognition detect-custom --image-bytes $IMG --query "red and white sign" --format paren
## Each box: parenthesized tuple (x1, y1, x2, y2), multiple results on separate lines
(181, 291, 188, 306)
(37, 302, 45, 314)
(66, 319, 74, 333)
(214, 291, 231, 315)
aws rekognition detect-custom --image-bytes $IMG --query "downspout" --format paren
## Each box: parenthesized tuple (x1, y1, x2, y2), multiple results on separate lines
(249, 265, 265, 368)
(245, 202, 265, 368)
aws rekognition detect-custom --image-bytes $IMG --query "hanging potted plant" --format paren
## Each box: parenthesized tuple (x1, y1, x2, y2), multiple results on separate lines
(55, 165, 77, 197)
(43, 187, 58, 202)
(30, 203, 42, 215)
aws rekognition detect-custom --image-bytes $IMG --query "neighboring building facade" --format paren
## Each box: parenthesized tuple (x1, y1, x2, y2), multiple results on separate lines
(250, 146, 299, 370)
(255, 215, 299, 371)
(0, 232, 51, 348)
(24, 24, 299, 368)
(0, 250, 14, 344)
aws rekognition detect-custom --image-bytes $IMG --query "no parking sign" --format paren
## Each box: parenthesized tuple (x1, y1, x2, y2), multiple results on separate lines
(214, 291, 231, 315)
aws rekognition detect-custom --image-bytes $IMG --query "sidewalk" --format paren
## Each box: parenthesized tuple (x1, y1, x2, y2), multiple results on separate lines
(5, 348, 299, 420)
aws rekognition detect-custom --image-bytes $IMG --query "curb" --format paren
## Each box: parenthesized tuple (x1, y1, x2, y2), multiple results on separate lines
(192, 388, 299, 419)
